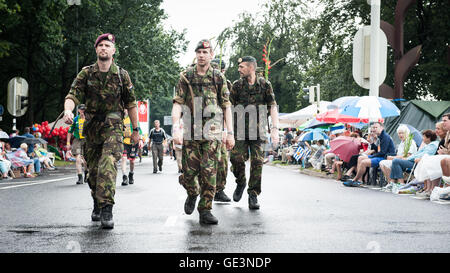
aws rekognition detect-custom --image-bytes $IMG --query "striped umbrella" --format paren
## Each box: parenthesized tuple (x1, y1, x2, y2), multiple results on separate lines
(339, 96, 400, 122)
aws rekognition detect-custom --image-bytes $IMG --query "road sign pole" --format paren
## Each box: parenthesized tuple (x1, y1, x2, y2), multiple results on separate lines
(369, 0, 380, 97)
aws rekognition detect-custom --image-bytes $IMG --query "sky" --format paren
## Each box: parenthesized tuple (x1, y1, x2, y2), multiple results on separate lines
(160, 0, 264, 67)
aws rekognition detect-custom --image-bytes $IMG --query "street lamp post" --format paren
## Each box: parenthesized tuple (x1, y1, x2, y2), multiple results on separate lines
(67, 0, 81, 74)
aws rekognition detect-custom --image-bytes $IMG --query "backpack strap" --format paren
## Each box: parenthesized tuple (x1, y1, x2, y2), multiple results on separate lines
(180, 69, 196, 115)
(211, 68, 224, 108)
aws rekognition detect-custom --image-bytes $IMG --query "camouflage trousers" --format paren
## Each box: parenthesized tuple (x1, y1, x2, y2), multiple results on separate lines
(216, 142, 228, 192)
(230, 140, 264, 196)
(179, 140, 219, 212)
(85, 119, 123, 208)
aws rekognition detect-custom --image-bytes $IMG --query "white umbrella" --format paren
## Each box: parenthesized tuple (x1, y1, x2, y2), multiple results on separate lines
(0, 131, 9, 139)
(339, 96, 400, 122)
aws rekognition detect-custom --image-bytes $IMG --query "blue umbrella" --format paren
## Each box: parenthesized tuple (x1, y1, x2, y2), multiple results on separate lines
(330, 123, 345, 134)
(339, 96, 400, 122)
(299, 129, 329, 141)
(400, 123, 422, 147)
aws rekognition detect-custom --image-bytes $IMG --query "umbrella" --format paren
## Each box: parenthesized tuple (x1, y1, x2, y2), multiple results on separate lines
(23, 137, 48, 145)
(330, 123, 346, 135)
(304, 119, 334, 130)
(330, 96, 359, 108)
(316, 109, 366, 123)
(400, 123, 422, 147)
(8, 136, 27, 148)
(339, 96, 400, 122)
(329, 136, 361, 162)
(0, 131, 9, 140)
(298, 119, 314, 130)
(299, 129, 329, 141)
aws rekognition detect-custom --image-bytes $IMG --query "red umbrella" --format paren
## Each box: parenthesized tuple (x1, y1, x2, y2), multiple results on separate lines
(329, 136, 361, 163)
(316, 109, 364, 123)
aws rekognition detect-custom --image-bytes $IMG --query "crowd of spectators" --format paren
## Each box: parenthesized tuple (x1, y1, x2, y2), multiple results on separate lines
(0, 127, 56, 180)
(269, 113, 450, 203)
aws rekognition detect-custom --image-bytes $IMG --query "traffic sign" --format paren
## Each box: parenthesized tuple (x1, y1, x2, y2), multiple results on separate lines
(7, 77, 29, 117)
(352, 26, 387, 89)
(0, 104, 4, 116)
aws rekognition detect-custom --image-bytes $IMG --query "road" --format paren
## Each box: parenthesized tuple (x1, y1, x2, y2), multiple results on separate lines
(0, 156, 449, 253)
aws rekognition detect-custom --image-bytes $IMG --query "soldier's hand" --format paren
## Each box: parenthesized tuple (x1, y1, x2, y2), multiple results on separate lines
(226, 134, 235, 150)
(131, 131, 140, 145)
(173, 126, 183, 145)
(222, 131, 227, 143)
(66, 144, 71, 150)
(63, 110, 74, 125)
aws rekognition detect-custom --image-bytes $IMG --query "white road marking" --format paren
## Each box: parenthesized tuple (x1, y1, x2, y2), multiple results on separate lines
(0, 177, 73, 190)
(164, 216, 178, 227)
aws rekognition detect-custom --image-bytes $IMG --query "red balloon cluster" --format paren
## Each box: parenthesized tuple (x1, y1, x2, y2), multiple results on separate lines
(31, 121, 70, 152)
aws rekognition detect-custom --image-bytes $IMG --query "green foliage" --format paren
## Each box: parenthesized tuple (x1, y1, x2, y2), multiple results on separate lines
(219, 0, 449, 116)
(0, 0, 186, 133)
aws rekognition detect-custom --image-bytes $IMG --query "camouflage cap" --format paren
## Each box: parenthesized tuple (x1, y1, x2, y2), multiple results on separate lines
(237, 56, 257, 64)
(195, 39, 212, 52)
(211, 58, 226, 70)
(94, 33, 115, 48)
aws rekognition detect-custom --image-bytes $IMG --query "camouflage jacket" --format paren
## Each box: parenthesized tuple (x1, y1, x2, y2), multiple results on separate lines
(65, 62, 137, 122)
(173, 64, 231, 140)
(230, 77, 277, 140)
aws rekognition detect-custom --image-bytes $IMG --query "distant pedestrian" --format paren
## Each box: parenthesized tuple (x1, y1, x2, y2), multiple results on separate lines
(121, 108, 142, 185)
(67, 104, 88, 184)
(149, 120, 167, 173)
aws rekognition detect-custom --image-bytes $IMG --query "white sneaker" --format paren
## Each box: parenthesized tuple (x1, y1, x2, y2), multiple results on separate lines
(381, 182, 393, 192)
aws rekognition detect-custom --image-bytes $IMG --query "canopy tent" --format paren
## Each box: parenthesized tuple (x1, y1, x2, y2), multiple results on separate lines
(279, 101, 331, 128)
(384, 100, 450, 145)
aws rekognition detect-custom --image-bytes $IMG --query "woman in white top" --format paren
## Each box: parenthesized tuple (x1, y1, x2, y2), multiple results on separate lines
(414, 118, 450, 195)
(380, 124, 418, 181)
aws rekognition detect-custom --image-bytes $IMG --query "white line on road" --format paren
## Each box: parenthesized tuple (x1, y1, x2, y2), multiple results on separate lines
(164, 216, 178, 227)
(0, 177, 73, 190)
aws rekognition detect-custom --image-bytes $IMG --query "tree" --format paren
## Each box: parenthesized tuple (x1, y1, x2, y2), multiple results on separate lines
(0, 0, 186, 133)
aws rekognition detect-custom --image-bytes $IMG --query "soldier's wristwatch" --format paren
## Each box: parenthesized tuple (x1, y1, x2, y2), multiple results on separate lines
(133, 127, 140, 132)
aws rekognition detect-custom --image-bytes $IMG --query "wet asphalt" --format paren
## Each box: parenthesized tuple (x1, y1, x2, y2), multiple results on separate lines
(0, 155, 449, 253)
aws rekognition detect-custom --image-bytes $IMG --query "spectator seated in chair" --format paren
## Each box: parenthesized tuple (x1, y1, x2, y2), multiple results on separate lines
(388, 130, 438, 190)
(344, 122, 395, 187)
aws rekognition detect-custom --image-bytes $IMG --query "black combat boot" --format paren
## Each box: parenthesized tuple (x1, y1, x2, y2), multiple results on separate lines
(128, 172, 134, 184)
(153, 169, 157, 174)
(91, 199, 101, 222)
(121, 174, 128, 186)
(84, 170, 89, 183)
(159, 165, 162, 172)
(199, 210, 218, 225)
(76, 174, 83, 184)
(248, 192, 260, 210)
(184, 195, 198, 215)
(233, 183, 246, 202)
(100, 205, 114, 229)
(214, 190, 231, 202)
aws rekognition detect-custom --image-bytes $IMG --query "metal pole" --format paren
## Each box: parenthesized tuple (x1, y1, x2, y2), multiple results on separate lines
(12, 78, 16, 131)
(316, 84, 320, 114)
(369, 0, 380, 97)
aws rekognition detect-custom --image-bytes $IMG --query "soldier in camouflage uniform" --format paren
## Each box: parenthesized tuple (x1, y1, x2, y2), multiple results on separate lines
(210, 58, 232, 202)
(230, 56, 279, 210)
(172, 39, 234, 225)
(63, 33, 139, 229)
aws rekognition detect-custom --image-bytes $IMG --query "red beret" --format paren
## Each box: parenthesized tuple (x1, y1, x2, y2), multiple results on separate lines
(94, 33, 115, 48)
